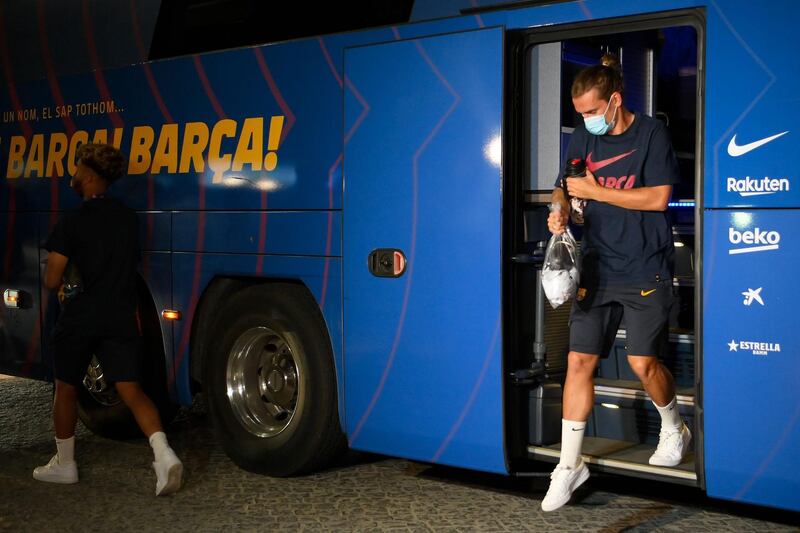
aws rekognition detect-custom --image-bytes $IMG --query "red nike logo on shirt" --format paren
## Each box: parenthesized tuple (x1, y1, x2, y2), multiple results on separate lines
(586, 149, 637, 173)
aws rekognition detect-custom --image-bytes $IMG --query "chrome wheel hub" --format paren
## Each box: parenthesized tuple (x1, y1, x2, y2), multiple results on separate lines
(82, 356, 121, 407)
(226, 327, 300, 437)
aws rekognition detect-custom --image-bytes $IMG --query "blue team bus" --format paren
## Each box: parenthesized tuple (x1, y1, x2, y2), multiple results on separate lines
(1, 0, 798, 513)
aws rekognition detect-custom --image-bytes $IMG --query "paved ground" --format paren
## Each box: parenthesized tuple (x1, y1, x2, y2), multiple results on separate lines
(0, 375, 797, 532)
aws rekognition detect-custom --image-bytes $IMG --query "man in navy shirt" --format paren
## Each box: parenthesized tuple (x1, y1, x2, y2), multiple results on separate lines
(35, 143, 182, 496)
(541, 55, 690, 512)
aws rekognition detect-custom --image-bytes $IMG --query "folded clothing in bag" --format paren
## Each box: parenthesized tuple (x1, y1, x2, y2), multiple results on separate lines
(542, 227, 579, 308)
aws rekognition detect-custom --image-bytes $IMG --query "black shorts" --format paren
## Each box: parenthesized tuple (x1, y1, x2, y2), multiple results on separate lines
(52, 330, 144, 386)
(569, 279, 673, 358)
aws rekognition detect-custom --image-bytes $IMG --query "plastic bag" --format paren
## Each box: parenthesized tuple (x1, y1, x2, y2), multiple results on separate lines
(542, 205, 580, 308)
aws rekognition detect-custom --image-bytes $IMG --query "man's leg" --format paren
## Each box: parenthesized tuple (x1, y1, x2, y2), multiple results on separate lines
(541, 352, 598, 512)
(33, 379, 79, 484)
(115, 381, 183, 496)
(561, 351, 600, 467)
(115, 381, 162, 437)
(626, 355, 675, 408)
(627, 356, 691, 466)
(53, 379, 79, 439)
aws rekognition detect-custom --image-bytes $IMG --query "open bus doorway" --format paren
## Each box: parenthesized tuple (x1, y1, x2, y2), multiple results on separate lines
(505, 12, 703, 486)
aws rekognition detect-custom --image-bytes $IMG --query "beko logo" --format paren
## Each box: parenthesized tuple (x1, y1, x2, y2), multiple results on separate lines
(726, 176, 790, 197)
(728, 339, 781, 356)
(728, 227, 781, 254)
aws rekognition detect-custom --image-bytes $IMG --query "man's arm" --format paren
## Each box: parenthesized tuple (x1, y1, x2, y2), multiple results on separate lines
(44, 251, 68, 290)
(547, 187, 571, 235)
(566, 169, 671, 211)
(551, 186, 570, 213)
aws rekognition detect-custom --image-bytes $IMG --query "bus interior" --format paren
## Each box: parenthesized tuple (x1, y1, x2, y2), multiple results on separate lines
(506, 15, 701, 485)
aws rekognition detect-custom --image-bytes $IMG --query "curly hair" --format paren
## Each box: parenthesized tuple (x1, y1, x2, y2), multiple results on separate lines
(76, 143, 127, 184)
(571, 53, 624, 101)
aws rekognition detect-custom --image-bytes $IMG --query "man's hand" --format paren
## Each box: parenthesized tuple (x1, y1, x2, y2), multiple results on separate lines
(566, 168, 601, 200)
(548, 205, 568, 235)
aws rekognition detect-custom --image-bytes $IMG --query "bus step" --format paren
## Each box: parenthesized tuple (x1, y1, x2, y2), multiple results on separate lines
(528, 437, 698, 485)
(589, 380, 696, 447)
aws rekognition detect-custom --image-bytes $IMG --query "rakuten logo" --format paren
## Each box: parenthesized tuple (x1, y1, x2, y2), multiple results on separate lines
(726, 176, 790, 197)
(728, 227, 781, 254)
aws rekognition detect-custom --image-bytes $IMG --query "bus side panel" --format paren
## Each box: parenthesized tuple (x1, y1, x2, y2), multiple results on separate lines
(704, 0, 799, 209)
(0, 211, 43, 378)
(141, 250, 175, 401)
(701, 0, 800, 512)
(344, 28, 505, 474)
(171, 252, 344, 422)
(704, 209, 800, 512)
(172, 211, 340, 256)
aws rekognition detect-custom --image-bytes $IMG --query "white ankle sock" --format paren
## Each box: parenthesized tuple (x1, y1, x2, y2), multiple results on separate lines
(653, 397, 682, 432)
(55, 436, 75, 464)
(559, 419, 586, 469)
(149, 431, 170, 461)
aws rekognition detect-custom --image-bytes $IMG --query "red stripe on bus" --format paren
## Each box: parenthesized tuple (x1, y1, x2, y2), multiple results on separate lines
(253, 48, 295, 143)
(81, 0, 124, 128)
(192, 56, 227, 119)
(318, 37, 343, 88)
(432, 315, 500, 462)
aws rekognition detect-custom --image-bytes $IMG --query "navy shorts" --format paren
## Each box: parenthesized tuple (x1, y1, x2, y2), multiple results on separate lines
(568, 279, 673, 358)
(52, 330, 144, 386)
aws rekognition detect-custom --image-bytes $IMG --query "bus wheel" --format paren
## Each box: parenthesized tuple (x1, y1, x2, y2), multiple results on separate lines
(204, 283, 345, 476)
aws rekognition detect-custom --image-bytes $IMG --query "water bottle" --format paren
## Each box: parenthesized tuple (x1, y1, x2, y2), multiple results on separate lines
(563, 158, 587, 225)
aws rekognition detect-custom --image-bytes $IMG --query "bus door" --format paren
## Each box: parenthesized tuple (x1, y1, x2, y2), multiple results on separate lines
(0, 208, 43, 378)
(343, 27, 506, 474)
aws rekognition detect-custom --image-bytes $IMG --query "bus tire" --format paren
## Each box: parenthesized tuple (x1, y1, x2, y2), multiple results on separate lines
(76, 287, 176, 440)
(204, 283, 345, 476)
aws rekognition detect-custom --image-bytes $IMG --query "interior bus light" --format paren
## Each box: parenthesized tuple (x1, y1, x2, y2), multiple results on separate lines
(600, 403, 621, 409)
(162, 309, 182, 321)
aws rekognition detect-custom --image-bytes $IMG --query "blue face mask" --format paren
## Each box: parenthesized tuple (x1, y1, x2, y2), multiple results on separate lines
(583, 96, 618, 136)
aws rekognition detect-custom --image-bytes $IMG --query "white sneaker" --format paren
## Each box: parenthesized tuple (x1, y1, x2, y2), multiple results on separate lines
(153, 448, 183, 496)
(541, 460, 590, 512)
(649, 423, 692, 467)
(33, 455, 78, 484)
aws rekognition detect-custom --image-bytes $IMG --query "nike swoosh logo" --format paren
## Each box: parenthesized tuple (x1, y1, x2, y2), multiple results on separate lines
(571, 427, 585, 431)
(727, 131, 789, 157)
(640, 289, 656, 297)
(586, 149, 637, 173)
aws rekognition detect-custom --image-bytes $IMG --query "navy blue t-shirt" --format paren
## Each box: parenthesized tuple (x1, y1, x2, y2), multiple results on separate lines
(555, 113, 681, 286)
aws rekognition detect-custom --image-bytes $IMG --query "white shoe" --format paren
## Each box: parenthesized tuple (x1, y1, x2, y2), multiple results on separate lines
(649, 423, 692, 467)
(541, 460, 590, 512)
(153, 448, 183, 496)
(33, 455, 78, 484)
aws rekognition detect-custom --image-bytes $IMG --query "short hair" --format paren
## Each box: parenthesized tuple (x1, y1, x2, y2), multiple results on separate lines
(76, 143, 127, 184)
(571, 53, 624, 101)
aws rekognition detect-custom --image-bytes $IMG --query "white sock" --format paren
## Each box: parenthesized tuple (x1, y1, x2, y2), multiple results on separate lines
(55, 436, 75, 464)
(653, 397, 682, 432)
(559, 419, 586, 469)
(148, 431, 170, 461)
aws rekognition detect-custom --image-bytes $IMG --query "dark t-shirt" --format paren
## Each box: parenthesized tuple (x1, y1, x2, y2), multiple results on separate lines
(555, 113, 681, 285)
(44, 196, 140, 336)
